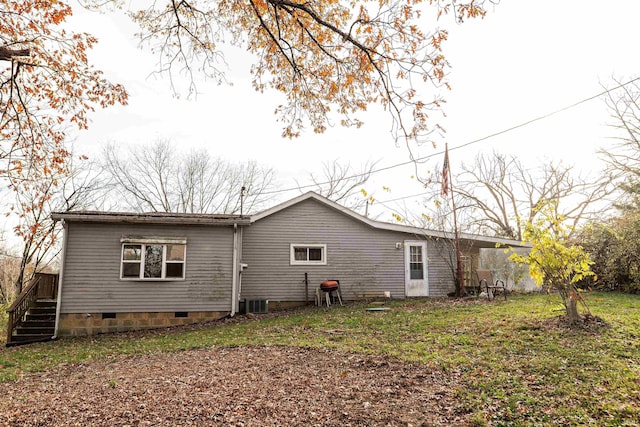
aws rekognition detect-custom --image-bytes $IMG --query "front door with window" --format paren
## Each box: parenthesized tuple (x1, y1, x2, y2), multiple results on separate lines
(405, 241, 429, 296)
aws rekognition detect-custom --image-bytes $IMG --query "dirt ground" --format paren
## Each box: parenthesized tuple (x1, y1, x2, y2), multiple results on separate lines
(0, 345, 472, 426)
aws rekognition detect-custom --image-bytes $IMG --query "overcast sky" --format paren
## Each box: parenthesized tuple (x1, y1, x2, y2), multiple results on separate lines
(67, 1, 640, 220)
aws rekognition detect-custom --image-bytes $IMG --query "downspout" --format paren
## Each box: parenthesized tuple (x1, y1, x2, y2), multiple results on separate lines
(53, 219, 68, 339)
(238, 225, 243, 301)
(231, 223, 238, 317)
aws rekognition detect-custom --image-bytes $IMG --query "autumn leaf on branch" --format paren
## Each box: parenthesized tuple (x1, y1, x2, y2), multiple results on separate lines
(0, 0, 128, 186)
(1, 0, 128, 291)
(86, 0, 488, 142)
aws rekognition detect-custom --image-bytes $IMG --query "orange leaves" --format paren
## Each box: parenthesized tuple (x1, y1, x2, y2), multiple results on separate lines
(80, 0, 488, 142)
(1, 0, 128, 195)
(329, 81, 339, 96)
(48, 3, 72, 25)
(1, 1, 127, 278)
(431, 29, 448, 50)
(251, 0, 269, 14)
(230, 0, 483, 140)
(456, 2, 486, 21)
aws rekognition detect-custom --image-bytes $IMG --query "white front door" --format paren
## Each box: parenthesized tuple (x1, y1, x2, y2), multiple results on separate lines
(405, 241, 429, 297)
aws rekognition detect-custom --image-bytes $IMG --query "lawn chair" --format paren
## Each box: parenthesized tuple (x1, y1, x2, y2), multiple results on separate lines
(475, 269, 507, 301)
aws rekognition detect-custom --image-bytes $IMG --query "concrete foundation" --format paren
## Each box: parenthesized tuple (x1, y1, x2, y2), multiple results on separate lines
(58, 311, 228, 337)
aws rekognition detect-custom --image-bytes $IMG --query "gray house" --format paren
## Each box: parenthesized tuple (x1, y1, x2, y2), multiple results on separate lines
(242, 192, 522, 304)
(36, 192, 522, 338)
(45, 211, 249, 338)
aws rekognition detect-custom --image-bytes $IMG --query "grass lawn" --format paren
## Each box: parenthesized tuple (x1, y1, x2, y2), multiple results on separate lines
(1, 292, 639, 426)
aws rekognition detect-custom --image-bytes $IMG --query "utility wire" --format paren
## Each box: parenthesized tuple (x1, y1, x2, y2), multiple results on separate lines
(261, 75, 640, 197)
(447, 75, 640, 153)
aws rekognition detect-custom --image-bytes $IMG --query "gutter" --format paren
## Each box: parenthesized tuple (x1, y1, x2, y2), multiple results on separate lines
(51, 211, 251, 227)
(238, 225, 244, 303)
(53, 218, 68, 340)
(230, 223, 238, 317)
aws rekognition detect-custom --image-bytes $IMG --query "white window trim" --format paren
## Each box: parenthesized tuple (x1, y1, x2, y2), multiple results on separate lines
(121, 236, 186, 245)
(290, 244, 327, 265)
(120, 241, 186, 281)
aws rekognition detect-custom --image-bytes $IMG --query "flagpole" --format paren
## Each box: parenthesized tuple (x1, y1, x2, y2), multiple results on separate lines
(443, 143, 465, 296)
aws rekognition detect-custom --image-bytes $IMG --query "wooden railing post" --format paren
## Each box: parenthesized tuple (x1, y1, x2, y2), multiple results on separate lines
(6, 308, 14, 344)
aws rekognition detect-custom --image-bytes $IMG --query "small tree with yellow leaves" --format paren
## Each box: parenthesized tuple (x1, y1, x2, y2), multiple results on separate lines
(510, 205, 595, 324)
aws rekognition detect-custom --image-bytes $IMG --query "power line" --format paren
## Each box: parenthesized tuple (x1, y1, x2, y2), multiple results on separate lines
(447, 75, 640, 153)
(261, 75, 640, 197)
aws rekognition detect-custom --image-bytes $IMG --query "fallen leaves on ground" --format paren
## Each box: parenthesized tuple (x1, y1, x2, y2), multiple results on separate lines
(0, 346, 472, 426)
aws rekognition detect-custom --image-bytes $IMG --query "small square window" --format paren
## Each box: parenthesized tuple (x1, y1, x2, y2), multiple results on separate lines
(290, 244, 327, 265)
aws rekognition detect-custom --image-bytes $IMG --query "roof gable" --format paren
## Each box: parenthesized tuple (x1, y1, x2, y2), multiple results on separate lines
(251, 191, 527, 248)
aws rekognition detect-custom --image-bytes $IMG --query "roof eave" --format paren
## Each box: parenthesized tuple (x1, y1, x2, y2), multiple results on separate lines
(51, 212, 251, 226)
(250, 192, 529, 248)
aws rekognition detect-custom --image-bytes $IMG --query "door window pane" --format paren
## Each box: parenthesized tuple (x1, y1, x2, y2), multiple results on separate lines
(410, 265, 424, 280)
(410, 246, 424, 280)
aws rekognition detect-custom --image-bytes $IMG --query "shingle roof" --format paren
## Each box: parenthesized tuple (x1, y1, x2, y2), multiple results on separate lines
(51, 210, 251, 226)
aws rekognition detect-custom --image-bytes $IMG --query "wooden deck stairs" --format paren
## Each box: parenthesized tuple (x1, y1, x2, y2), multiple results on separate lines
(9, 300, 56, 344)
(6, 273, 59, 347)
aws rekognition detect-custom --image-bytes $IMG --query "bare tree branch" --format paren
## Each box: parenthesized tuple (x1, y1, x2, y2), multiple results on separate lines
(99, 139, 278, 214)
(422, 151, 614, 240)
(599, 77, 640, 209)
(297, 159, 379, 214)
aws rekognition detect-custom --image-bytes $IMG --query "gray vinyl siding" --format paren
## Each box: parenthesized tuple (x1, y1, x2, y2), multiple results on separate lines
(60, 222, 234, 313)
(426, 239, 457, 297)
(241, 199, 456, 301)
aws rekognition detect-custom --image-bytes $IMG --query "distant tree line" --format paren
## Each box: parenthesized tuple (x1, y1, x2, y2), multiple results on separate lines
(576, 78, 640, 293)
(0, 135, 379, 303)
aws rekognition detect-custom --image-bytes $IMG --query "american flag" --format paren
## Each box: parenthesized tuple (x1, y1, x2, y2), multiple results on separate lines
(441, 145, 450, 197)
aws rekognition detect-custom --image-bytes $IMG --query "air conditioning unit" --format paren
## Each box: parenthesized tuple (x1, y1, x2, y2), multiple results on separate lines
(246, 299, 268, 314)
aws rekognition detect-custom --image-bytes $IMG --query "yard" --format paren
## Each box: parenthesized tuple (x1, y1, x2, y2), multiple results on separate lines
(0, 293, 639, 426)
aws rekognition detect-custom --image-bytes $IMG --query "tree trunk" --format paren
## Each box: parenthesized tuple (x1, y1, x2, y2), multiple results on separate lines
(567, 294, 579, 325)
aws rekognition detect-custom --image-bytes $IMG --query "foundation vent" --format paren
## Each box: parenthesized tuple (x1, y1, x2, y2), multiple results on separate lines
(246, 299, 268, 314)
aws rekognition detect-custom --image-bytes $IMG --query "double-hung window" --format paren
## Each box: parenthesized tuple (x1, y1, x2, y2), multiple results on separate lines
(121, 238, 186, 280)
(290, 244, 326, 265)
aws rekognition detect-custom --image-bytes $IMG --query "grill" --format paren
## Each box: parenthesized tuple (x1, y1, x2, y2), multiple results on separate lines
(320, 280, 339, 292)
(319, 280, 342, 307)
